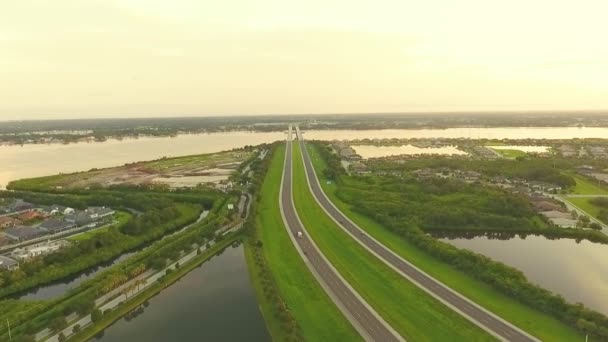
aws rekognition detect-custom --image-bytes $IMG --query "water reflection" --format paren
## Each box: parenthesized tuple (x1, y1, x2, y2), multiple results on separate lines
(437, 233, 608, 315)
(94, 245, 269, 342)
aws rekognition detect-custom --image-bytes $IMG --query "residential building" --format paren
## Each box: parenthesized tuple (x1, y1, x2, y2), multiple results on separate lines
(8, 200, 36, 212)
(39, 219, 76, 233)
(86, 207, 115, 220)
(550, 218, 578, 228)
(3, 226, 45, 242)
(0, 217, 21, 229)
(11, 240, 71, 261)
(18, 210, 46, 222)
(65, 211, 94, 226)
(0, 255, 19, 271)
(541, 210, 573, 220)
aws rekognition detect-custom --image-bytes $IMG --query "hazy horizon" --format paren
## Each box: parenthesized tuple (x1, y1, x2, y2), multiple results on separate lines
(2, 1, 607, 121)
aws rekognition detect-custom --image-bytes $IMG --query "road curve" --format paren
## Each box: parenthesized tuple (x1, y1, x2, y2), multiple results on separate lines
(295, 126, 541, 342)
(279, 125, 403, 342)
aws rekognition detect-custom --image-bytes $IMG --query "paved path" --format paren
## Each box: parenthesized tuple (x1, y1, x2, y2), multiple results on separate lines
(295, 126, 539, 342)
(563, 194, 608, 198)
(280, 125, 403, 342)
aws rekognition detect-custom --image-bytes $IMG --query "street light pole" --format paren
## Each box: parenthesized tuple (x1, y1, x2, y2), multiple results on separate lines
(6, 318, 11, 340)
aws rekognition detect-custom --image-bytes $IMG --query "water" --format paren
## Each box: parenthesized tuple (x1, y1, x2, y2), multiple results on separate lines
(16, 251, 137, 301)
(437, 233, 608, 315)
(3, 127, 608, 188)
(303, 126, 608, 140)
(352, 144, 467, 158)
(93, 245, 270, 342)
(486, 145, 550, 153)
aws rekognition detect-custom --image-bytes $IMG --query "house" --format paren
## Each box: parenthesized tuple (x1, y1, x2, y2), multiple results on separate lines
(10, 240, 71, 261)
(532, 201, 564, 212)
(349, 162, 368, 173)
(86, 207, 115, 220)
(3, 226, 45, 242)
(39, 219, 76, 233)
(18, 210, 46, 222)
(541, 210, 573, 220)
(0, 217, 21, 229)
(0, 255, 19, 271)
(65, 211, 94, 226)
(549, 218, 578, 228)
(41, 205, 74, 216)
(8, 199, 35, 212)
(528, 181, 561, 193)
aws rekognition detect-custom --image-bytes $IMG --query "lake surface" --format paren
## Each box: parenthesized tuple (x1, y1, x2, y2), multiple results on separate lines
(3, 127, 608, 188)
(438, 234, 608, 315)
(93, 245, 270, 342)
(352, 145, 467, 158)
(486, 145, 550, 153)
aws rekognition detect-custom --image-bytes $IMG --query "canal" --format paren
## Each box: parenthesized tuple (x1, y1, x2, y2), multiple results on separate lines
(15, 251, 137, 301)
(92, 244, 270, 342)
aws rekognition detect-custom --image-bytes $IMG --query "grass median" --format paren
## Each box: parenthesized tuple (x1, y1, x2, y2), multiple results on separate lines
(306, 142, 584, 341)
(250, 144, 361, 341)
(293, 143, 495, 341)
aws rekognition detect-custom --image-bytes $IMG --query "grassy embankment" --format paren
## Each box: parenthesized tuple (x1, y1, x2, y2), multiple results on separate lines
(306, 143, 585, 341)
(69, 211, 131, 241)
(68, 235, 241, 342)
(245, 144, 361, 341)
(568, 197, 607, 224)
(292, 143, 494, 341)
(571, 175, 608, 195)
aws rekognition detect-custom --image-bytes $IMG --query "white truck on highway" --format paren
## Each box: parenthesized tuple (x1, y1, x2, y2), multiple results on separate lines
(297, 231, 303, 239)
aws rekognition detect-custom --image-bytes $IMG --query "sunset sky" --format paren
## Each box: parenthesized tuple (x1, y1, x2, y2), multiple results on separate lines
(1, 0, 607, 120)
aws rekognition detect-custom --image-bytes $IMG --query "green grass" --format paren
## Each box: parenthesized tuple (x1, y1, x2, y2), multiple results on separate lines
(571, 175, 608, 195)
(253, 144, 361, 341)
(69, 211, 131, 241)
(306, 143, 585, 342)
(567, 197, 604, 221)
(489, 148, 526, 159)
(293, 143, 495, 341)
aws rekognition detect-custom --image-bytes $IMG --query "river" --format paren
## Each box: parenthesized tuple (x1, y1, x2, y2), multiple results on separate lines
(92, 244, 270, 342)
(437, 233, 608, 315)
(3, 127, 608, 188)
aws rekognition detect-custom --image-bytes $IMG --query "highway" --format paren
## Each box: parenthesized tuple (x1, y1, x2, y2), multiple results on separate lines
(279, 126, 403, 342)
(295, 126, 540, 342)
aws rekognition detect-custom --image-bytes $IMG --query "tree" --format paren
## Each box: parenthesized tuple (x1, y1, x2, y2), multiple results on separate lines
(91, 308, 103, 323)
(589, 222, 602, 230)
(50, 316, 67, 333)
(73, 324, 81, 333)
(16, 335, 36, 342)
(58, 332, 66, 342)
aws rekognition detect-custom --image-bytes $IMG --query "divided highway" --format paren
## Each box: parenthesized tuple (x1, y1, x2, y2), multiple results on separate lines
(295, 126, 540, 342)
(279, 126, 403, 342)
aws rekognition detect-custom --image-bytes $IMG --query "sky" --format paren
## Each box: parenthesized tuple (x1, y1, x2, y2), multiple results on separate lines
(1, 0, 607, 120)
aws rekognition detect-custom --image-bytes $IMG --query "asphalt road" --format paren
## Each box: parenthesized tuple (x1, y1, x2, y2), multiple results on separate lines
(280, 126, 403, 342)
(295, 126, 540, 342)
